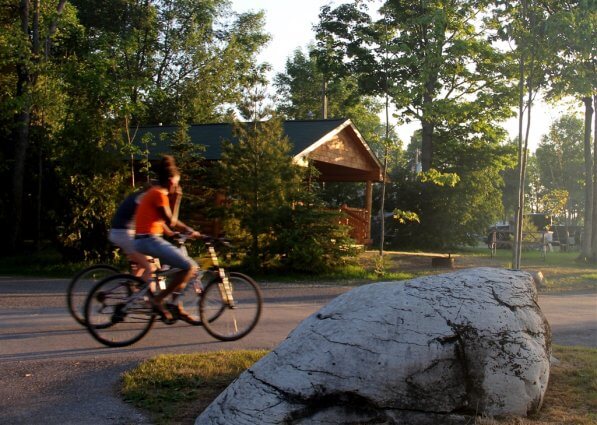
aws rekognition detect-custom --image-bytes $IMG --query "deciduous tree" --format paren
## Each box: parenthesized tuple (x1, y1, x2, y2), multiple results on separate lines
(314, 0, 516, 172)
(542, 0, 595, 260)
(534, 114, 585, 223)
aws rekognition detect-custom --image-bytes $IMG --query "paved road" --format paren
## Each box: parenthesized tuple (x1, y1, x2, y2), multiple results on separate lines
(0, 277, 595, 424)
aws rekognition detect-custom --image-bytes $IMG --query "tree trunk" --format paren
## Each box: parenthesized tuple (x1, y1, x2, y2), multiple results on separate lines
(9, 0, 32, 251)
(589, 95, 597, 262)
(420, 83, 435, 172)
(512, 36, 526, 270)
(421, 120, 434, 172)
(321, 79, 328, 119)
(10, 109, 31, 251)
(581, 96, 594, 259)
(8, 0, 68, 251)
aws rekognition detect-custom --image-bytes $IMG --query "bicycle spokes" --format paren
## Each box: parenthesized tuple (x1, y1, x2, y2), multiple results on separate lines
(199, 272, 262, 341)
(84, 274, 155, 347)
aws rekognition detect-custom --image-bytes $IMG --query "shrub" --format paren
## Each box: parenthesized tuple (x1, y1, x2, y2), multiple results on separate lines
(268, 205, 359, 273)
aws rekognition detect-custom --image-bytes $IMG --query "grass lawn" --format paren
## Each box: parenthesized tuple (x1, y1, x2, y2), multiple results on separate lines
(122, 345, 596, 425)
(122, 350, 269, 425)
(356, 248, 597, 293)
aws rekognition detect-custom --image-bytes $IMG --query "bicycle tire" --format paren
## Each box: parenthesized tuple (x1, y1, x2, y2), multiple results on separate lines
(199, 272, 262, 341)
(84, 274, 155, 347)
(196, 271, 226, 324)
(67, 264, 119, 326)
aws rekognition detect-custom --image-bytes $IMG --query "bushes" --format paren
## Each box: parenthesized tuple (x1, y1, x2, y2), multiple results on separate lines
(220, 205, 359, 273)
(269, 205, 359, 273)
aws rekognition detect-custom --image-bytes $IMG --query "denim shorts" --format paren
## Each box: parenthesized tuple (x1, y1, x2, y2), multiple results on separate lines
(134, 235, 197, 271)
(108, 229, 136, 255)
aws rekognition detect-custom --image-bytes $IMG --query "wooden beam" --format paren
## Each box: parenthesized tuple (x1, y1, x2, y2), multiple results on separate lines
(365, 181, 373, 241)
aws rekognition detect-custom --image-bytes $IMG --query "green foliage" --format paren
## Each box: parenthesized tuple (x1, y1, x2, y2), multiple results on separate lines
(269, 205, 359, 273)
(418, 169, 460, 187)
(385, 131, 516, 249)
(542, 0, 596, 101)
(392, 209, 420, 224)
(52, 173, 122, 261)
(218, 116, 306, 269)
(139, 2, 270, 124)
(217, 108, 359, 272)
(534, 114, 586, 222)
(165, 120, 209, 226)
(517, 220, 543, 250)
(1, 0, 269, 256)
(540, 189, 570, 219)
(315, 0, 517, 171)
(274, 47, 383, 137)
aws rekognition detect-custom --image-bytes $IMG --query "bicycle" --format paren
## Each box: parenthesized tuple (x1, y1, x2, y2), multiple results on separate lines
(83, 234, 263, 347)
(67, 259, 167, 327)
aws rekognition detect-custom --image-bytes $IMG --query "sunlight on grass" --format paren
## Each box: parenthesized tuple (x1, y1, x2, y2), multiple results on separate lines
(254, 261, 417, 284)
(122, 350, 268, 425)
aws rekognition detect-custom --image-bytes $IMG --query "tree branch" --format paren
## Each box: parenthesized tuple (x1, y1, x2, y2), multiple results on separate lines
(44, 0, 68, 57)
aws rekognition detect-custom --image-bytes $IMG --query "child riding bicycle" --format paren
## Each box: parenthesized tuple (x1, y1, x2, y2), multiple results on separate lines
(108, 184, 154, 281)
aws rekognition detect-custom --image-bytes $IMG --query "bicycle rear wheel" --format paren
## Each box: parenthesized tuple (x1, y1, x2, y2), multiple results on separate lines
(84, 274, 155, 347)
(199, 272, 262, 341)
(67, 264, 119, 326)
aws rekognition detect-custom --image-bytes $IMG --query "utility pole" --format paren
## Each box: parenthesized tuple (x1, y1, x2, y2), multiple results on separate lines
(321, 79, 328, 119)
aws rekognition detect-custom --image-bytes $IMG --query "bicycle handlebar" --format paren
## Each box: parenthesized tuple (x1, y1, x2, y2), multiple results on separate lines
(172, 232, 231, 247)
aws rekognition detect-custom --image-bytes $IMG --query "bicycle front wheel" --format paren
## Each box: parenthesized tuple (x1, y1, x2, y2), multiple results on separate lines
(84, 274, 155, 347)
(199, 272, 262, 341)
(67, 264, 119, 326)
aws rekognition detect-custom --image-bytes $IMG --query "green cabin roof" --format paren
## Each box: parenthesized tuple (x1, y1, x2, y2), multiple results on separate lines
(133, 118, 349, 160)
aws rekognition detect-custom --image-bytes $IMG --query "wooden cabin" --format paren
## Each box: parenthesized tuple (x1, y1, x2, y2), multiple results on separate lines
(134, 118, 385, 245)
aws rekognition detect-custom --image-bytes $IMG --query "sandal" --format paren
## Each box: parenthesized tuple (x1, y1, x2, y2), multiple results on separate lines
(169, 303, 194, 323)
(151, 300, 174, 323)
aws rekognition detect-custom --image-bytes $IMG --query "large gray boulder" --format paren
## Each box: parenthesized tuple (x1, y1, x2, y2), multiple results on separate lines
(196, 267, 552, 424)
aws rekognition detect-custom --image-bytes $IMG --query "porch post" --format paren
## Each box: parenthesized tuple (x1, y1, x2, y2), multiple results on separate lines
(365, 180, 373, 241)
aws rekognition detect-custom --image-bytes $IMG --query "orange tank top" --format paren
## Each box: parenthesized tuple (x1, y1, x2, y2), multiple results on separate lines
(135, 187, 169, 235)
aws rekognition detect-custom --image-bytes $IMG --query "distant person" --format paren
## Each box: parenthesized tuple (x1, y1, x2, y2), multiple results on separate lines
(543, 229, 554, 252)
(108, 185, 154, 281)
(134, 155, 201, 321)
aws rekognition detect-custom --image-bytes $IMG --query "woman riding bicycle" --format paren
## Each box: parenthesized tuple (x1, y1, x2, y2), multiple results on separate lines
(134, 155, 201, 322)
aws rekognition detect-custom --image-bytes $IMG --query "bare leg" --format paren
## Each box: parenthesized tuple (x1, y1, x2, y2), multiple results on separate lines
(153, 266, 197, 305)
(127, 252, 154, 283)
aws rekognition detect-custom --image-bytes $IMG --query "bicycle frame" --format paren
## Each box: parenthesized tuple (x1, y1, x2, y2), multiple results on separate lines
(206, 243, 235, 307)
(152, 235, 236, 307)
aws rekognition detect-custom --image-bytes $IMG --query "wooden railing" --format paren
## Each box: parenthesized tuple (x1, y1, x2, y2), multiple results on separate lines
(337, 204, 370, 245)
